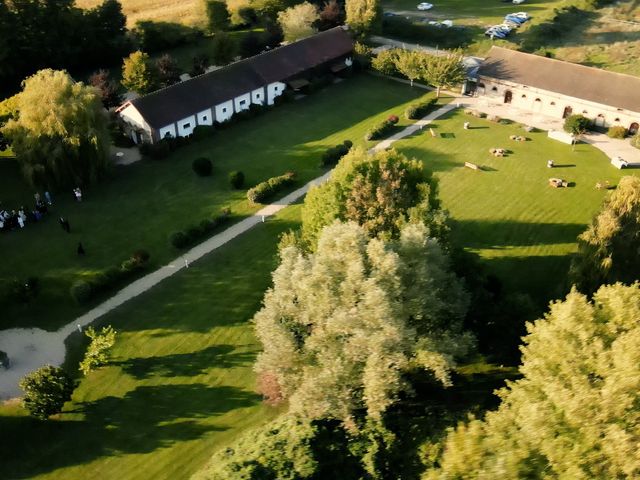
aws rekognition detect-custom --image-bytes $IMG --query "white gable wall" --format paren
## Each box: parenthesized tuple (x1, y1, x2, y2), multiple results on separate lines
(267, 82, 287, 105)
(197, 109, 213, 126)
(251, 88, 266, 105)
(215, 100, 234, 123)
(234, 93, 252, 112)
(119, 104, 153, 141)
(177, 115, 197, 137)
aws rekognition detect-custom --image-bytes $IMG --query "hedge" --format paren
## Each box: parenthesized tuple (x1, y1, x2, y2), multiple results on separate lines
(405, 99, 438, 120)
(321, 140, 353, 167)
(169, 209, 232, 249)
(247, 172, 296, 203)
(365, 119, 396, 141)
(70, 251, 151, 305)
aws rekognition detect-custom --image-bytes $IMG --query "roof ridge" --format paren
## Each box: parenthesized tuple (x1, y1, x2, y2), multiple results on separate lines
(131, 26, 349, 105)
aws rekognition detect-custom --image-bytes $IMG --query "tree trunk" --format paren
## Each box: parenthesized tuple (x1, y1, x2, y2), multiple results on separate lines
(436, 86, 441, 98)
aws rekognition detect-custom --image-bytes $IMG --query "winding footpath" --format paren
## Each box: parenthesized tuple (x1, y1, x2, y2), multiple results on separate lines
(0, 102, 458, 400)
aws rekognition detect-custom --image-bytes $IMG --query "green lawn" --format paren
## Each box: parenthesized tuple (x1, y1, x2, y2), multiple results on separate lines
(393, 109, 637, 304)
(0, 204, 301, 480)
(0, 74, 435, 331)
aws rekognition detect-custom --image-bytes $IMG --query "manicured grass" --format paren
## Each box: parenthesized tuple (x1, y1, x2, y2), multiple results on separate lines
(0, 204, 301, 480)
(0, 74, 434, 331)
(393, 110, 638, 305)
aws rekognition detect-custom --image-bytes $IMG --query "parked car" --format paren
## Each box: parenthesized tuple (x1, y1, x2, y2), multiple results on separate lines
(513, 0, 525, 4)
(503, 19, 521, 28)
(510, 11, 530, 20)
(417, 2, 433, 10)
(494, 24, 513, 33)
(441, 19, 453, 27)
(383, 11, 398, 17)
(504, 14, 526, 24)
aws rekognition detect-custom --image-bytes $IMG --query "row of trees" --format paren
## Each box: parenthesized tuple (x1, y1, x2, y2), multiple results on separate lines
(0, 0, 128, 95)
(372, 48, 466, 96)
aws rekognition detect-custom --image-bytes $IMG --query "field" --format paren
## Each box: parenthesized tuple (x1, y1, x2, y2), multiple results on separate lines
(76, 0, 206, 26)
(0, 75, 434, 332)
(0, 204, 298, 480)
(393, 109, 636, 304)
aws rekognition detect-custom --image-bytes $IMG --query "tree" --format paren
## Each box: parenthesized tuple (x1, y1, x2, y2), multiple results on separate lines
(239, 31, 264, 58)
(2, 69, 110, 189)
(371, 48, 400, 76)
(121, 50, 157, 94)
(89, 69, 121, 108)
(425, 284, 640, 480)
(204, 0, 231, 32)
(254, 221, 471, 425)
(301, 147, 448, 249)
(155, 53, 181, 87)
(79, 325, 117, 375)
(569, 176, 640, 294)
(210, 32, 237, 65)
(421, 50, 465, 98)
(20, 365, 74, 420)
(564, 113, 591, 135)
(394, 49, 424, 87)
(345, 0, 382, 36)
(191, 53, 209, 77)
(318, 0, 344, 30)
(278, 2, 319, 43)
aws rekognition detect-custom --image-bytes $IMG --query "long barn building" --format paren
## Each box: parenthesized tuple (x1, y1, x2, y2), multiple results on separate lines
(117, 27, 354, 144)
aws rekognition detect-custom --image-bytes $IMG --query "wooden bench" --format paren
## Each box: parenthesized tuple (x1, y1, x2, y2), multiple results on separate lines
(465, 162, 480, 171)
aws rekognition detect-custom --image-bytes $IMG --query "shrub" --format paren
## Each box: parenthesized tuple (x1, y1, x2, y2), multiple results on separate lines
(321, 140, 353, 167)
(564, 114, 591, 135)
(70, 280, 93, 305)
(120, 258, 139, 272)
(20, 365, 74, 419)
(365, 119, 396, 141)
(139, 140, 171, 160)
(632, 134, 640, 149)
(405, 98, 438, 120)
(607, 125, 627, 139)
(192, 125, 215, 140)
(387, 114, 399, 124)
(79, 326, 117, 376)
(247, 172, 296, 203)
(170, 231, 189, 248)
(229, 170, 245, 189)
(132, 249, 150, 264)
(192, 157, 213, 176)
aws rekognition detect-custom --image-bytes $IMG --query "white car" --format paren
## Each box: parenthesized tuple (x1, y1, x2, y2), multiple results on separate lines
(513, 0, 525, 4)
(417, 2, 433, 10)
(510, 12, 530, 20)
(441, 19, 453, 27)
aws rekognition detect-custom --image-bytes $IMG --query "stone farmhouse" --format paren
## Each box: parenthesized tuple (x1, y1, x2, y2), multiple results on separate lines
(474, 46, 640, 134)
(117, 27, 354, 144)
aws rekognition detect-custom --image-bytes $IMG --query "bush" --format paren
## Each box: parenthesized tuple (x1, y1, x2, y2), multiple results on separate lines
(387, 115, 399, 124)
(607, 125, 627, 139)
(564, 114, 591, 135)
(365, 119, 396, 141)
(169, 210, 233, 249)
(229, 170, 245, 189)
(405, 98, 438, 120)
(132, 249, 150, 264)
(139, 140, 171, 159)
(70, 280, 93, 305)
(192, 157, 213, 176)
(632, 134, 640, 149)
(132, 21, 203, 53)
(321, 140, 353, 167)
(192, 125, 215, 140)
(20, 365, 74, 420)
(247, 172, 296, 203)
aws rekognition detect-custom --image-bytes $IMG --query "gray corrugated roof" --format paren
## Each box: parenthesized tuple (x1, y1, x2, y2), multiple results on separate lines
(478, 47, 640, 113)
(130, 27, 354, 129)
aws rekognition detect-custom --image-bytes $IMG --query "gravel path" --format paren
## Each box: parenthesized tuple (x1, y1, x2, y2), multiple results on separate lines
(0, 103, 459, 401)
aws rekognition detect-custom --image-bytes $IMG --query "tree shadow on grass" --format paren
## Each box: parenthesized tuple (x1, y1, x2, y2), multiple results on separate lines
(114, 344, 258, 379)
(0, 383, 260, 479)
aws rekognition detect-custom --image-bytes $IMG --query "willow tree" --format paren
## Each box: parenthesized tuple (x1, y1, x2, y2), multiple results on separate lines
(254, 221, 471, 427)
(2, 69, 110, 189)
(426, 283, 640, 479)
(570, 176, 640, 294)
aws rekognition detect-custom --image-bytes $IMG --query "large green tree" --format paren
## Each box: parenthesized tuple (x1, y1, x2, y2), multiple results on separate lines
(421, 49, 465, 98)
(210, 32, 237, 66)
(255, 221, 471, 426)
(345, 0, 382, 36)
(204, 0, 230, 32)
(570, 175, 640, 294)
(20, 365, 74, 420)
(2, 69, 111, 189)
(278, 2, 319, 42)
(301, 147, 448, 249)
(121, 50, 157, 94)
(425, 283, 640, 479)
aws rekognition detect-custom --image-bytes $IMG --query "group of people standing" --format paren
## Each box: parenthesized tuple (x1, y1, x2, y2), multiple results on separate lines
(0, 191, 53, 232)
